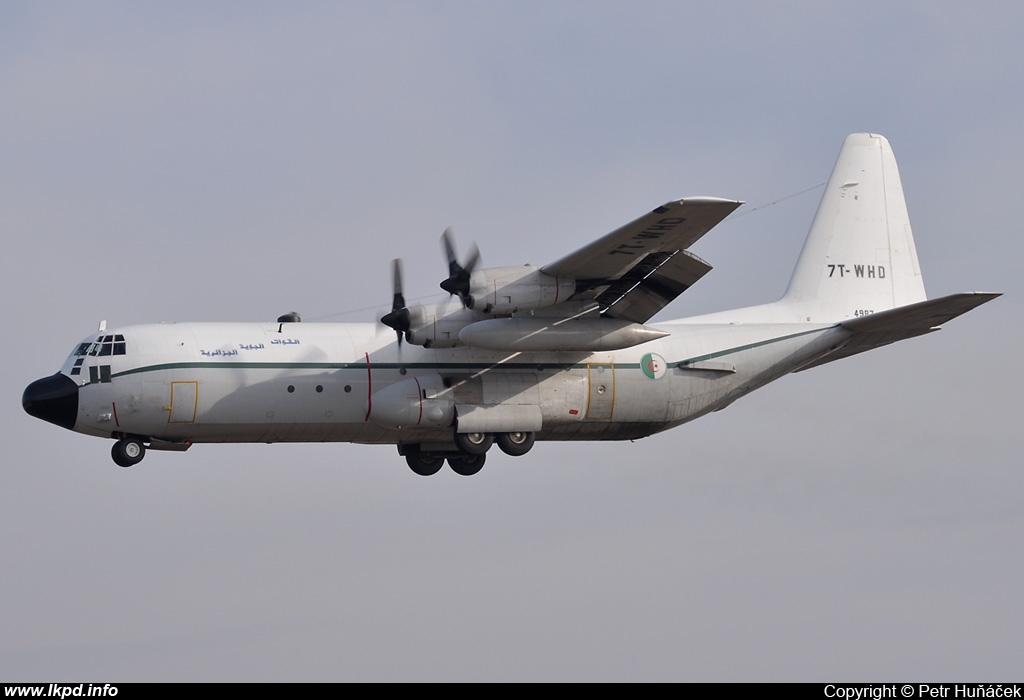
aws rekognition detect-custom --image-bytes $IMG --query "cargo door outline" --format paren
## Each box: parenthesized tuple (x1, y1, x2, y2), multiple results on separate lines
(585, 363, 615, 420)
(168, 381, 198, 423)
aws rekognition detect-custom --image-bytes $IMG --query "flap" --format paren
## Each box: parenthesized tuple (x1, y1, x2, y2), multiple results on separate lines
(598, 249, 713, 323)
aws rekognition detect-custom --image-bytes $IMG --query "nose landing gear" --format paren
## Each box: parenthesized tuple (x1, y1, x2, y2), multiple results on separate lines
(111, 437, 146, 468)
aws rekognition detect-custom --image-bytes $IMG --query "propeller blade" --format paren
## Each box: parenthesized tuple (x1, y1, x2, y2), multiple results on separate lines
(442, 227, 459, 276)
(463, 243, 480, 275)
(380, 259, 410, 344)
(391, 258, 405, 311)
(439, 227, 479, 307)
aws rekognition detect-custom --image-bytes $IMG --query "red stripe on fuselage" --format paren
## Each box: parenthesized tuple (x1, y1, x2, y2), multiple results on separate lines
(364, 352, 372, 421)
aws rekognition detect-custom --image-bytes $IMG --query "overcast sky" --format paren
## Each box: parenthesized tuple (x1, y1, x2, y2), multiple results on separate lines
(2, 1, 1021, 682)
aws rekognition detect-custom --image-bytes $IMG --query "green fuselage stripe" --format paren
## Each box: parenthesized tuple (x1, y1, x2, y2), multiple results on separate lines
(674, 327, 825, 366)
(108, 327, 830, 380)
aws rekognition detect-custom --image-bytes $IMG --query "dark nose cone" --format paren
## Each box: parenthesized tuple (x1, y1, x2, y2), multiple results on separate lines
(23, 373, 79, 431)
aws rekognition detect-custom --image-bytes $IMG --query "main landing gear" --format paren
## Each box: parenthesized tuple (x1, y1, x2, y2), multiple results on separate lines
(402, 431, 536, 477)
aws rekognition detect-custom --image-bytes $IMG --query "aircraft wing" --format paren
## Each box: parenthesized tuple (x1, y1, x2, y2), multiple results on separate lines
(542, 197, 742, 322)
(796, 292, 1002, 371)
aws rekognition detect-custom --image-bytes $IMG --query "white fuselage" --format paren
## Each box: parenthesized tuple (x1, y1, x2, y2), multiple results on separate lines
(59, 318, 842, 447)
(24, 134, 997, 473)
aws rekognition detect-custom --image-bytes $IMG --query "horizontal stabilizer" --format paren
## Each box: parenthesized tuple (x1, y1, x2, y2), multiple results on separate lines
(839, 292, 1001, 333)
(797, 292, 1000, 371)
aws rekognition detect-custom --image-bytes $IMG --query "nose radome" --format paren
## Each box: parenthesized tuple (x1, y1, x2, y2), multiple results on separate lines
(23, 373, 79, 431)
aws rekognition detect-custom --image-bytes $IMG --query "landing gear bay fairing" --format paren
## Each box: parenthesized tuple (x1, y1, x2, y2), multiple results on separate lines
(23, 134, 999, 475)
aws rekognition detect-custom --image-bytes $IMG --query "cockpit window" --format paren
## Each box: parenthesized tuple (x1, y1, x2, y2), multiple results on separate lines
(75, 335, 127, 357)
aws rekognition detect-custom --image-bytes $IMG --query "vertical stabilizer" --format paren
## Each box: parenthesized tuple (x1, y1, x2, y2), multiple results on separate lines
(781, 133, 926, 321)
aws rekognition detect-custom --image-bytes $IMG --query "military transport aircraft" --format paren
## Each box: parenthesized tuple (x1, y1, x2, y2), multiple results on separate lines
(23, 134, 999, 475)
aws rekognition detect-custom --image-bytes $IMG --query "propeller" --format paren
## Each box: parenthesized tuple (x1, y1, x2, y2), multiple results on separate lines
(439, 227, 480, 308)
(380, 259, 411, 346)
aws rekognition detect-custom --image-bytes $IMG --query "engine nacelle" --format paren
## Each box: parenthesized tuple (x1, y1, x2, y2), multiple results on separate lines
(367, 374, 455, 430)
(401, 300, 477, 348)
(466, 266, 576, 314)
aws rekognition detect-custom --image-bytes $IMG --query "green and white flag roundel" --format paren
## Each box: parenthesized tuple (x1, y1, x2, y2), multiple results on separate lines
(641, 353, 667, 380)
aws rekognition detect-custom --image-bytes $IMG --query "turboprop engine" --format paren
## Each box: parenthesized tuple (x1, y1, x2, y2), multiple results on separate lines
(402, 301, 478, 348)
(438, 228, 575, 314)
(380, 261, 476, 348)
(456, 265, 577, 314)
(382, 229, 657, 351)
(382, 237, 580, 348)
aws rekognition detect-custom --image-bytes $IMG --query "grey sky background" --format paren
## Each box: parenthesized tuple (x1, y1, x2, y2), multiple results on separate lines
(2, 1, 1021, 682)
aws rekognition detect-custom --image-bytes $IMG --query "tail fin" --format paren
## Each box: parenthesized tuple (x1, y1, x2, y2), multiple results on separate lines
(782, 133, 927, 321)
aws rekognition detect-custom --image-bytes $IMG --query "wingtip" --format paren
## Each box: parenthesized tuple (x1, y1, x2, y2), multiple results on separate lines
(679, 196, 744, 206)
(655, 197, 743, 214)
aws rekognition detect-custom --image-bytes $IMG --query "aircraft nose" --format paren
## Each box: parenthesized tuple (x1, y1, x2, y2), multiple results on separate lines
(23, 373, 79, 431)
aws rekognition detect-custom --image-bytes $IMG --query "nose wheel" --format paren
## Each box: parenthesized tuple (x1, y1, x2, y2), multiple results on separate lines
(111, 437, 146, 468)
